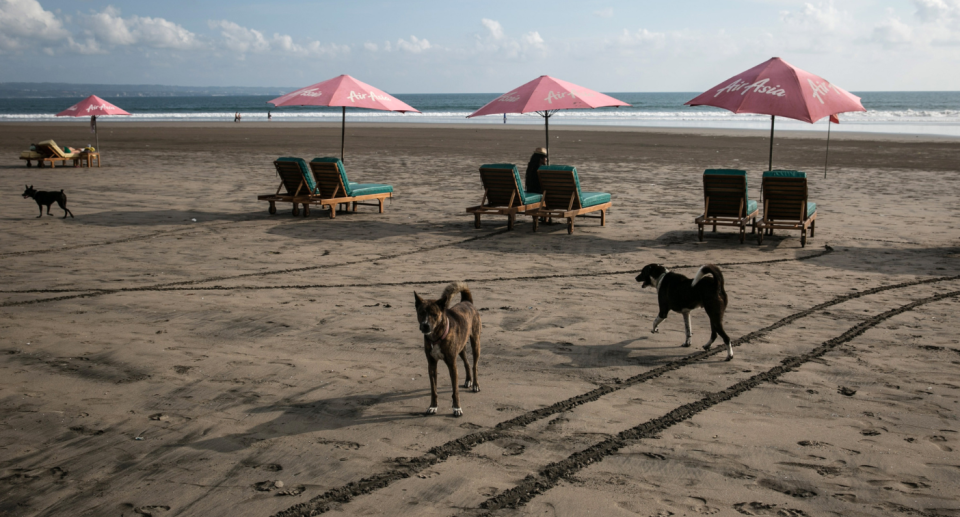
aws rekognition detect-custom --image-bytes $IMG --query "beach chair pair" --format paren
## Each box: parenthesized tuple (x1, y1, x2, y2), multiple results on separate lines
(20, 140, 82, 168)
(696, 169, 817, 247)
(466, 164, 611, 234)
(257, 157, 393, 218)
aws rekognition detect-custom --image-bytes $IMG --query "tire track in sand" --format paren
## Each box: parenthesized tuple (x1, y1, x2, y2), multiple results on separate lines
(269, 276, 960, 517)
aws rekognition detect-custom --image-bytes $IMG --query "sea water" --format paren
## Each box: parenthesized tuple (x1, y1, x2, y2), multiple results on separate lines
(1, 92, 958, 137)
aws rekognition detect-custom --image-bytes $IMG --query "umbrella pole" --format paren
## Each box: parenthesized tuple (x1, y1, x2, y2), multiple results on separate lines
(768, 115, 775, 171)
(824, 121, 832, 179)
(341, 107, 346, 163)
(545, 113, 550, 165)
(95, 125, 100, 156)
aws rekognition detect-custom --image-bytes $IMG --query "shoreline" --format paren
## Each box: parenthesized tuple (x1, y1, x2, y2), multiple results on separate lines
(3, 120, 959, 142)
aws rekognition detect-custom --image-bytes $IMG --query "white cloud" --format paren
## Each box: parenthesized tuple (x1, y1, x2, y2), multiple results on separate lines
(84, 7, 198, 50)
(0, 0, 70, 51)
(913, 0, 960, 23)
(209, 19, 348, 57)
(481, 18, 504, 40)
(364, 41, 378, 51)
(872, 17, 914, 47)
(594, 7, 613, 18)
(780, 1, 841, 31)
(475, 19, 546, 59)
(396, 35, 430, 53)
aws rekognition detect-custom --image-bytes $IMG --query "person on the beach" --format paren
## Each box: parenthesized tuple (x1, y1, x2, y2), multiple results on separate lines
(268, 111, 272, 121)
(234, 112, 239, 123)
(525, 147, 547, 194)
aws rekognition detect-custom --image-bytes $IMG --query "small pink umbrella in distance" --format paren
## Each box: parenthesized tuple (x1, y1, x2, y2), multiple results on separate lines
(56, 95, 130, 158)
(685, 57, 865, 172)
(468, 75, 630, 163)
(268, 75, 419, 162)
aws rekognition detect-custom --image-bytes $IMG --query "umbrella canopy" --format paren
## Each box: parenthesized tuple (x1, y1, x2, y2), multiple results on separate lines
(685, 57, 864, 170)
(468, 75, 630, 162)
(56, 95, 130, 158)
(56, 95, 131, 117)
(268, 75, 419, 162)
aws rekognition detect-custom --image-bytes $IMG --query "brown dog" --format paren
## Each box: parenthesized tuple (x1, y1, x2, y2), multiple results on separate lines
(414, 281, 481, 417)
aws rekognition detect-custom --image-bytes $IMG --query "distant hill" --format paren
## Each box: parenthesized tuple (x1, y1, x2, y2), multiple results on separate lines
(0, 83, 295, 98)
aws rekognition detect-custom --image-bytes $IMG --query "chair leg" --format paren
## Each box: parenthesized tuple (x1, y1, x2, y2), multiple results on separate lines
(600, 210, 606, 226)
(567, 217, 574, 235)
(352, 201, 358, 212)
(328, 204, 336, 219)
(474, 213, 481, 229)
(532, 217, 539, 232)
(303, 204, 310, 217)
(507, 214, 515, 230)
(292, 204, 299, 216)
(810, 219, 815, 237)
(801, 230, 807, 247)
(698, 224, 704, 242)
(268, 201, 276, 215)
(378, 198, 384, 213)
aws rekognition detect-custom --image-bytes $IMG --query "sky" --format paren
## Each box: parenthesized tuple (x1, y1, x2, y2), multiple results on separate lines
(1, 0, 958, 93)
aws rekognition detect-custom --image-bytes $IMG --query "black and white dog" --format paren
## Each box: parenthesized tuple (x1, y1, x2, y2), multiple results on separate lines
(635, 263, 733, 360)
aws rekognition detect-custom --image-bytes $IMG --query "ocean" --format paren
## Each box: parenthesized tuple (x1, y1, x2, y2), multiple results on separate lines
(1, 91, 959, 137)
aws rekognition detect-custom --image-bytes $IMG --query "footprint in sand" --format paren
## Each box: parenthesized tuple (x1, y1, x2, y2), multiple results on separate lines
(133, 506, 170, 516)
(928, 435, 952, 451)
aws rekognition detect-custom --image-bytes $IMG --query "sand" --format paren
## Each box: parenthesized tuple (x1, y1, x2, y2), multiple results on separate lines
(1, 122, 959, 517)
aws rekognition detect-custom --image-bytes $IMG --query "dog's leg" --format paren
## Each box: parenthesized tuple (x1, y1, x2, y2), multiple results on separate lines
(425, 355, 439, 415)
(469, 327, 481, 393)
(46, 203, 53, 216)
(709, 312, 733, 361)
(703, 329, 717, 351)
(681, 310, 693, 347)
(445, 357, 462, 417)
(459, 349, 472, 389)
(37, 204, 43, 218)
(651, 309, 668, 334)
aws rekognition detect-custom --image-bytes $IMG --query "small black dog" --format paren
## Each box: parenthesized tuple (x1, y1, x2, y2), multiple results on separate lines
(22, 185, 74, 219)
(636, 263, 733, 360)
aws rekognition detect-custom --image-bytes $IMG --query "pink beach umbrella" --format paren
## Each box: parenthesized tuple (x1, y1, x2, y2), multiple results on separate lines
(685, 57, 865, 171)
(468, 75, 630, 163)
(56, 95, 131, 156)
(268, 74, 419, 162)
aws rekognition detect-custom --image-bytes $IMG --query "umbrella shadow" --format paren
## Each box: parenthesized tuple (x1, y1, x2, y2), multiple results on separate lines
(186, 386, 429, 453)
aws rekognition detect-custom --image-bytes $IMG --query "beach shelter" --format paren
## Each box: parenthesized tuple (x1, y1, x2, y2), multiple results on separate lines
(685, 57, 865, 171)
(56, 95, 130, 157)
(467, 75, 630, 163)
(267, 75, 419, 162)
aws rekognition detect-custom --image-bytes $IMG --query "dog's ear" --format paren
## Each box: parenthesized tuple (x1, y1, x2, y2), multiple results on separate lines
(414, 292, 424, 308)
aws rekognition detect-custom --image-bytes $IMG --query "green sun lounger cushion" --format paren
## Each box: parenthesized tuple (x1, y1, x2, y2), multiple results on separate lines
(704, 169, 754, 214)
(311, 157, 392, 197)
(276, 157, 317, 194)
(763, 170, 816, 219)
(538, 165, 610, 208)
(479, 163, 542, 205)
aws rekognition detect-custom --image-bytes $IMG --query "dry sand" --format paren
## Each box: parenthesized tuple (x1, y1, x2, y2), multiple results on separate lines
(1, 122, 959, 517)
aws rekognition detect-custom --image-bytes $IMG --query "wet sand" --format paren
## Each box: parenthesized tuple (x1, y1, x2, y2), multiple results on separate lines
(1, 122, 959, 517)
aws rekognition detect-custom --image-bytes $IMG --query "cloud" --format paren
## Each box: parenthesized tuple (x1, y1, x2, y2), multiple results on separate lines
(396, 35, 431, 53)
(0, 0, 70, 51)
(594, 7, 613, 18)
(209, 19, 348, 57)
(913, 0, 960, 23)
(780, 1, 841, 31)
(364, 41, 378, 51)
(475, 19, 546, 59)
(84, 7, 199, 50)
(872, 16, 914, 47)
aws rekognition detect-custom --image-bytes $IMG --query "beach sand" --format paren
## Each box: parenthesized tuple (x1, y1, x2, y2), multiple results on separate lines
(1, 122, 959, 517)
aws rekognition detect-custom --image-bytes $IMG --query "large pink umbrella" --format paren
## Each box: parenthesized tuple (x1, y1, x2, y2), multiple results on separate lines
(468, 75, 630, 163)
(268, 74, 419, 162)
(685, 57, 865, 171)
(56, 95, 130, 156)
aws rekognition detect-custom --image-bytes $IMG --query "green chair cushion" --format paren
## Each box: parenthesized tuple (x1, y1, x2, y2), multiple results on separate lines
(349, 183, 393, 196)
(763, 170, 806, 178)
(747, 199, 758, 215)
(276, 157, 317, 194)
(580, 191, 611, 207)
(480, 163, 540, 205)
(806, 202, 816, 218)
(311, 157, 354, 196)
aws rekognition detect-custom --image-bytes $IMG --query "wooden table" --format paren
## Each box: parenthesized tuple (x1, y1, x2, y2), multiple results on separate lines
(80, 152, 100, 167)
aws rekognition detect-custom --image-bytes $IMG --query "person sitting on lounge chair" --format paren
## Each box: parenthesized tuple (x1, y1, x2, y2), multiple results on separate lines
(524, 147, 548, 195)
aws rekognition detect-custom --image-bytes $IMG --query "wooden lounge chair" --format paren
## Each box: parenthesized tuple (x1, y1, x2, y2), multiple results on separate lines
(36, 140, 81, 168)
(20, 150, 43, 167)
(308, 158, 393, 219)
(466, 163, 543, 230)
(527, 165, 612, 234)
(694, 169, 759, 243)
(257, 157, 318, 217)
(756, 170, 818, 247)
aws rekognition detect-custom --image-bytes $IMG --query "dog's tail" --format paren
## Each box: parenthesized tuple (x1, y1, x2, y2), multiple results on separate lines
(440, 281, 473, 307)
(691, 264, 724, 294)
